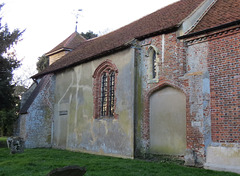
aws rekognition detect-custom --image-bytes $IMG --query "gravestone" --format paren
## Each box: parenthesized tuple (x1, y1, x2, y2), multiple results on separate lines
(7, 136, 25, 154)
(47, 165, 86, 176)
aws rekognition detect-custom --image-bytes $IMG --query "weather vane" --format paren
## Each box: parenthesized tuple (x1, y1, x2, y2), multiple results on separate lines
(73, 9, 82, 32)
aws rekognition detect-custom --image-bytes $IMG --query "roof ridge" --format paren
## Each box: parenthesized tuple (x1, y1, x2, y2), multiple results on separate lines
(189, 0, 240, 34)
(33, 0, 206, 79)
(184, 0, 218, 35)
(87, 0, 183, 42)
(63, 32, 78, 48)
(46, 32, 86, 56)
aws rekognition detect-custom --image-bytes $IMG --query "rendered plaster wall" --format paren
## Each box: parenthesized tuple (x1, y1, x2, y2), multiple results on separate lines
(149, 87, 186, 155)
(204, 146, 240, 174)
(19, 75, 55, 148)
(185, 41, 211, 162)
(53, 48, 135, 158)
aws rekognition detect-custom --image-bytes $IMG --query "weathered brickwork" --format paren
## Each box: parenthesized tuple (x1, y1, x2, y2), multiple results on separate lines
(183, 26, 240, 165)
(207, 28, 240, 143)
(185, 26, 240, 144)
(18, 0, 240, 173)
(135, 32, 207, 165)
(135, 27, 240, 165)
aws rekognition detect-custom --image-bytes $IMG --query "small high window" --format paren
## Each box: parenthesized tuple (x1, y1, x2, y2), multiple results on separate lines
(93, 60, 118, 119)
(147, 46, 159, 81)
(152, 50, 157, 79)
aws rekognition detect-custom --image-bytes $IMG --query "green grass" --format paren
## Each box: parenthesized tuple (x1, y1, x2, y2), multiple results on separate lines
(0, 137, 7, 142)
(0, 137, 238, 176)
(0, 137, 8, 148)
(0, 148, 239, 176)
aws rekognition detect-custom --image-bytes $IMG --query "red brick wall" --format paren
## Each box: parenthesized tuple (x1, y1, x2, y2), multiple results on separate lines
(138, 33, 205, 159)
(208, 29, 240, 143)
(135, 26, 239, 164)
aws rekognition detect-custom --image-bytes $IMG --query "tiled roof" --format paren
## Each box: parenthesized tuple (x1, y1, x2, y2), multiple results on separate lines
(46, 32, 86, 56)
(32, 0, 205, 79)
(20, 74, 52, 114)
(191, 0, 240, 33)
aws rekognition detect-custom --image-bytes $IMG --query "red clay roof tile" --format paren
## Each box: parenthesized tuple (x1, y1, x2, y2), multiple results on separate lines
(46, 32, 86, 56)
(191, 0, 240, 33)
(32, 0, 206, 78)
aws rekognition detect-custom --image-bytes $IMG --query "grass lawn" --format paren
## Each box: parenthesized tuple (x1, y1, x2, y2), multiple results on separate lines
(0, 138, 239, 176)
(0, 137, 8, 148)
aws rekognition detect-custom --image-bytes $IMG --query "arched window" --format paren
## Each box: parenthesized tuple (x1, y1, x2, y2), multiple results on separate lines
(152, 49, 157, 79)
(147, 46, 159, 81)
(100, 71, 115, 117)
(93, 60, 118, 119)
(101, 72, 108, 116)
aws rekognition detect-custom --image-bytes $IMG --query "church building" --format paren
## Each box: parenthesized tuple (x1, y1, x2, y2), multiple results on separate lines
(18, 0, 240, 173)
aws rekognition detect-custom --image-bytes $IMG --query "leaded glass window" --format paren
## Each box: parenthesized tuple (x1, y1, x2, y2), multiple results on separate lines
(152, 50, 157, 79)
(93, 60, 118, 119)
(109, 72, 115, 116)
(101, 72, 108, 116)
(100, 71, 115, 117)
(147, 46, 158, 81)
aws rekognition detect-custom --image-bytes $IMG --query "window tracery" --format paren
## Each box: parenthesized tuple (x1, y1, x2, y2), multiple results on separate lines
(93, 60, 118, 119)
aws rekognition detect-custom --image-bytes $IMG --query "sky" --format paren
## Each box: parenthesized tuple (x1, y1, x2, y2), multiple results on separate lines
(0, 0, 179, 86)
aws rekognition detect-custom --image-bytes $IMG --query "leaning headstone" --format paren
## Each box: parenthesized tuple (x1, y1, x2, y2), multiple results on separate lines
(7, 136, 25, 154)
(47, 165, 86, 176)
(184, 148, 196, 166)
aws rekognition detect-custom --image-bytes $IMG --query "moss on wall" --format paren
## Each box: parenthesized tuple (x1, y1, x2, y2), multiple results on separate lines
(53, 48, 135, 158)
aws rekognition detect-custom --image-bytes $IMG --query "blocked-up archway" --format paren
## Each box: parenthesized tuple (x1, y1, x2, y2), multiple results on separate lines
(149, 86, 186, 155)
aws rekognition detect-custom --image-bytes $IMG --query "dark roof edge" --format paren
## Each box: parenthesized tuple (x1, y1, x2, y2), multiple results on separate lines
(45, 48, 72, 56)
(178, 19, 240, 39)
(31, 44, 131, 79)
(19, 75, 51, 114)
(32, 25, 180, 79)
(137, 25, 179, 40)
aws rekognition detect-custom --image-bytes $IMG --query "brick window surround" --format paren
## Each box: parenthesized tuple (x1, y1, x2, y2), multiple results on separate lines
(146, 45, 160, 83)
(92, 60, 118, 119)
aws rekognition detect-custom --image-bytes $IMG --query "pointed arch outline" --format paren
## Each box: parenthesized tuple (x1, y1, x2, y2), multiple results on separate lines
(142, 79, 189, 150)
(92, 60, 118, 119)
(146, 45, 160, 82)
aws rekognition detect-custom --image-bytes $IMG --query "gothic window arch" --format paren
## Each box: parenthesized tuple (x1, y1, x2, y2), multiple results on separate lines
(147, 46, 159, 82)
(93, 60, 118, 119)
